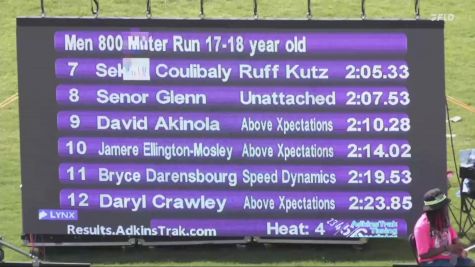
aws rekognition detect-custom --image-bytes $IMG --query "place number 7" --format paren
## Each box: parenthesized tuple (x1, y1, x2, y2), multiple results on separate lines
(68, 62, 79, 77)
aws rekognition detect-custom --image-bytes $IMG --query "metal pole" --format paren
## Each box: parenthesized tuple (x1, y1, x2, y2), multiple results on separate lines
(307, 0, 312, 19)
(361, 0, 366, 20)
(199, 0, 205, 19)
(146, 0, 152, 18)
(415, 0, 421, 19)
(91, 0, 99, 18)
(0, 237, 39, 261)
(40, 0, 45, 17)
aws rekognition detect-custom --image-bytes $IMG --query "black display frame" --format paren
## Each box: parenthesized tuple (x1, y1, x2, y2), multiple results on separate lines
(17, 18, 446, 246)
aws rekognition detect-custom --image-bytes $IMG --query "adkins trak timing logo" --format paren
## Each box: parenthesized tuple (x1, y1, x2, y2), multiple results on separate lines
(38, 209, 78, 221)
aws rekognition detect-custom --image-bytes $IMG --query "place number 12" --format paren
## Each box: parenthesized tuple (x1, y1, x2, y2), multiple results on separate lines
(67, 193, 88, 207)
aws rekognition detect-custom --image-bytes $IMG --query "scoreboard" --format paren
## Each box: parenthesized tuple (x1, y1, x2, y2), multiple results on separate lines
(17, 18, 446, 243)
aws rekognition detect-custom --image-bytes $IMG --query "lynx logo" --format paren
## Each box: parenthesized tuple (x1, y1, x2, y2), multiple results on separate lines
(38, 209, 78, 221)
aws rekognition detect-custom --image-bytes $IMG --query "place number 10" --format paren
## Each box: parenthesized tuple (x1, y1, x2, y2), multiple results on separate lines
(66, 140, 87, 155)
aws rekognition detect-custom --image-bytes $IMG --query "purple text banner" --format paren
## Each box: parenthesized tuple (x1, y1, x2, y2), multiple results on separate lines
(59, 189, 412, 214)
(59, 163, 412, 188)
(54, 31, 407, 56)
(149, 218, 407, 238)
(57, 137, 412, 161)
(56, 84, 410, 109)
(55, 58, 409, 82)
(57, 111, 411, 135)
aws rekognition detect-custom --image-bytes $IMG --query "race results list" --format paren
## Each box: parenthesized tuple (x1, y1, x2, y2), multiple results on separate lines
(17, 19, 447, 241)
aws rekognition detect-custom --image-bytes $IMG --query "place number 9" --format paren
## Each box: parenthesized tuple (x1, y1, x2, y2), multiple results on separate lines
(69, 88, 79, 102)
(70, 115, 80, 129)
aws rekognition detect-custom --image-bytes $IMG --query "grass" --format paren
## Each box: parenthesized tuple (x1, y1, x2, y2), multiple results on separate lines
(1, 0, 475, 266)
(36, 241, 415, 266)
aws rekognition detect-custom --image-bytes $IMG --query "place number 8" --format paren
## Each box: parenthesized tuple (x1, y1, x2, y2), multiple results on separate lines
(69, 88, 79, 103)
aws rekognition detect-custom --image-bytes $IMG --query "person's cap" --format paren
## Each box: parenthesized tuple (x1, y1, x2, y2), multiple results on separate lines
(423, 188, 451, 212)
